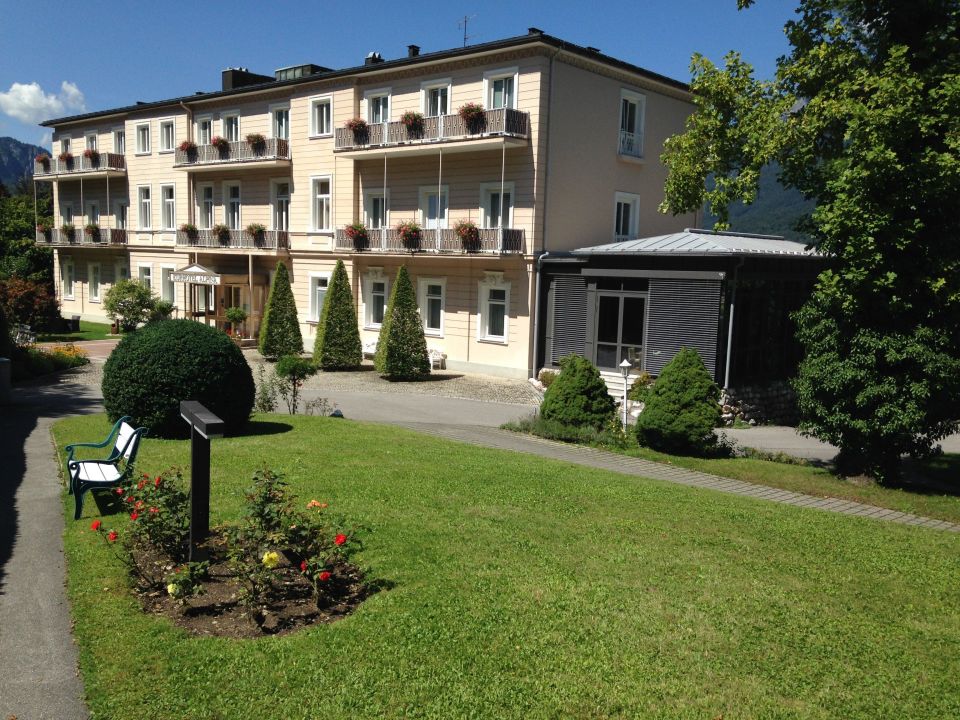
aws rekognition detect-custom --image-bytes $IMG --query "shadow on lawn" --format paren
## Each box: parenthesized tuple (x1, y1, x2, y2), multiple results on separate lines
(238, 420, 294, 437)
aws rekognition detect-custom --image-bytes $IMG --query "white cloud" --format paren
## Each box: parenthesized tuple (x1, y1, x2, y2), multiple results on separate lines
(0, 81, 86, 125)
(39, 131, 52, 147)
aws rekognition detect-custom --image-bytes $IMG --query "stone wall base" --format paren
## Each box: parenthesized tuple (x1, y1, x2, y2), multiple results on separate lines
(721, 381, 798, 426)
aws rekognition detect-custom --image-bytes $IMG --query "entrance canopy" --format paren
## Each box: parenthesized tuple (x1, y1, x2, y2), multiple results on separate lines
(171, 263, 221, 285)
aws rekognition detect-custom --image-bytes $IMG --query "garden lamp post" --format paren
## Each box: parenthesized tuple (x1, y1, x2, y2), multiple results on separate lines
(619, 358, 632, 428)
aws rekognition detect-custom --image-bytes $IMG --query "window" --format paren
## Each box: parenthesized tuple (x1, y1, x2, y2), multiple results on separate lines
(312, 177, 331, 231)
(273, 181, 290, 231)
(224, 183, 241, 230)
(481, 183, 514, 228)
(222, 113, 240, 142)
(367, 91, 390, 123)
(420, 187, 448, 229)
(137, 186, 151, 229)
(113, 128, 125, 154)
(613, 192, 640, 241)
(115, 260, 129, 283)
(196, 116, 212, 145)
(478, 272, 509, 342)
(61, 202, 74, 225)
(61, 260, 74, 299)
(421, 80, 451, 117)
(418, 278, 445, 336)
(136, 123, 150, 154)
(86, 201, 100, 226)
(310, 97, 332, 136)
(161, 185, 176, 230)
(485, 68, 518, 110)
(114, 201, 128, 229)
(85, 133, 97, 151)
(595, 294, 646, 369)
(60, 137, 71, 155)
(363, 269, 389, 328)
(159, 120, 175, 152)
(161, 267, 175, 303)
(619, 90, 645, 158)
(271, 105, 290, 140)
(364, 191, 388, 229)
(309, 273, 330, 322)
(89, 263, 101, 302)
(138, 265, 152, 291)
(198, 184, 214, 228)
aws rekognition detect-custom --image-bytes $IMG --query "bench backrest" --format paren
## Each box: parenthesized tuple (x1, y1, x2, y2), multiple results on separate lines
(115, 422, 143, 463)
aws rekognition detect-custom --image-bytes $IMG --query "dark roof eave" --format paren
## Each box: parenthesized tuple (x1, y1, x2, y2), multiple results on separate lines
(41, 32, 690, 128)
(569, 250, 824, 259)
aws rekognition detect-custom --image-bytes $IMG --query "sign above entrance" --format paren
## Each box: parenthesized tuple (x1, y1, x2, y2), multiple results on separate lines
(171, 263, 221, 285)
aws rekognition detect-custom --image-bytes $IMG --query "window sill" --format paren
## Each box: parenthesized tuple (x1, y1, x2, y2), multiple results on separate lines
(135, 152, 151, 156)
(89, 299, 101, 304)
(158, 149, 174, 154)
(363, 325, 383, 332)
(617, 152, 645, 165)
(424, 330, 443, 338)
(308, 134, 333, 140)
(477, 337, 508, 346)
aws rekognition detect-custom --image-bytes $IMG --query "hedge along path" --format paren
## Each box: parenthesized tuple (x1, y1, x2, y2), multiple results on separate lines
(403, 423, 960, 533)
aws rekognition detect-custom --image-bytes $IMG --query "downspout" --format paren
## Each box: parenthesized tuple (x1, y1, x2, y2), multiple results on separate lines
(530, 251, 550, 378)
(722, 256, 745, 389)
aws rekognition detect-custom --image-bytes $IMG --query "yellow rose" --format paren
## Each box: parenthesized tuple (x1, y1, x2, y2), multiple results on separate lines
(261, 551, 281, 569)
(167, 583, 178, 596)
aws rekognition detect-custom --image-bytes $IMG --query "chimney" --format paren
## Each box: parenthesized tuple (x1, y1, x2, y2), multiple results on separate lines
(408, 44, 420, 58)
(221, 67, 275, 91)
(528, 27, 544, 35)
(364, 51, 384, 65)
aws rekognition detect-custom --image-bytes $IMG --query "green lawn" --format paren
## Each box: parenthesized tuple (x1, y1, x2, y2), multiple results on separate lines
(55, 414, 960, 719)
(39, 320, 113, 342)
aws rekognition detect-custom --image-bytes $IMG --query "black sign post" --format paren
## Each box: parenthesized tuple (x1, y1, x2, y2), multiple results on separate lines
(180, 401, 225, 562)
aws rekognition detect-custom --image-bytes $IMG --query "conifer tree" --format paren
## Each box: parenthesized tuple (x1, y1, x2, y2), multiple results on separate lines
(258, 261, 302, 359)
(374, 266, 430, 380)
(313, 259, 362, 370)
(539, 355, 615, 430)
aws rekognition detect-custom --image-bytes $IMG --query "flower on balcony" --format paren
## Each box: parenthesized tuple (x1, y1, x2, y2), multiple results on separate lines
(84, 223, 100, 236)
(178, 140, 197, 153)
(458, 102, 486, 131)
(35, 153, 51, 166)
(345, 117, 368, 134)
(83, 148, 100, 161)
(36, 221, 52, 234)
(179, 223, 198, 236)
(245, 222, 266, 237)
(211, 223, 230, 241)
(401, 111, 424, 134)
(395, 220, 422, 249)
(454, 219, 480, 249)
(245, 133, 266, 148)
(345, 222, 369, 248)
(60, 223, 75, 235)
(58, 151, 74, 163)
(211, 136, 229, 151)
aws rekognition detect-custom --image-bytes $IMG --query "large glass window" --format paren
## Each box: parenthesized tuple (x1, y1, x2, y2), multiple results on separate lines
(197, 118, 212, 145)
(161, 267, 175, 303)
(273, 107, 290, 140)
(365, 192, 387, 229)
(614, 193, 639, 241)
(312, 177, 331, 231)
(61, 260, 74, 298)
(595, 294, 645, 369)
(273, 182, 290, 231)
(115, 202, 128, 230)
(421, 188, 448, 229)
(426, 86, 448, 116)
(159, 120, 175, 152)
(489, 75, 515, 109)
(479, 275, 510, 342)
(225, 184, 241, 230)
(311, 98, 332, 136)
(419, 279, 444, 336)
(85, 134, 97, 151)
(199, 185, 214, 229)
(619, 91, 645, 157)
(138, 265, 152, 291)
(136, 123, 150, 153)
(89, 263, 101, 302)
(369, 94, 389, 123)
(223, 114, 240, 142)
(310, 275, 329, 321)
(482, 184, 514, 228)
(161, 185, 175, 230)
(113, 129, 125, 154)
(138, 186, 151, 229)
(365, 272, 388, 328)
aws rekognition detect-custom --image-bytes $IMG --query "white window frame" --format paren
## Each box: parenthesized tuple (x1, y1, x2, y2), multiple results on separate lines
(420, 79, 452, 117)
(89, 262, 101, 303)
(418, 277, 446, 337)
(158, 119, 175, 153)
(309, 95, 333, 137)
(223, 182, 242, 231)
(479, 181, 515, 228)
(308, 271, 332, 323)
(114, 200, 128, 230)
(160, 184, 176, 230)
(363, 189, 390, 229)
(60, 137, 71, 155)
(160, 264, 176, 304)
(362, 268, 389, 330)
(85, 132, 97, 151)
(61, 258, 75, 299)
(477, 271, 510, 344)
(85, 200, 100, 226)
(112, 127, 125, 154)
(419, 185, 449, 229)
(115, 259, 129, 284)
(483, 67, 519, 110)
(363, 88, 391, 124)
(613, 191, 640, 241)
(61, 202, 74, 225)
(221, 112, 240, 143)
(271, 179, 291, 231)
(270, 103, 290, 140)
(619, 89, 646, 159)
(195, 115, 213, 146)
(137, 264, 153, 292)
(135, 122, 151, 154)
(197, 183, 215, 229)
(311, 175, 333, 232)
(137, 185, 152, 230)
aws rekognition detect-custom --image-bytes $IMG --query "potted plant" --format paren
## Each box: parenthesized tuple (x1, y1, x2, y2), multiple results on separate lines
(211, 135, 230, 151)
(211, 223, 231, 244)
(395, 220, 422, 250)
(84, 223, 101, 241)
(454, 219, 481, 251)
(179, 223, 199, 241)
(245, 133, 266, 149)
(35, 153, 50, 170)
(401, 111, 424, 137)
(58, 151, 74, 164)
(178, 139, 197, 153)
(345, 117, 368, 142)
(246, 222, 266, 245)
(225, 306, 248, 341)
(83, 148, 100, 163)
(36, 221, 52, 238)
(458, 102, 486, 132)
(60, 222, 76, 239)
(345, 222, 369, 250)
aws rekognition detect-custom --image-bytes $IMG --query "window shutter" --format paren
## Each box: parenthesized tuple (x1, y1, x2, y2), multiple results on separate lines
(645, 278, 722, 377)
(547, 275, 588, 365)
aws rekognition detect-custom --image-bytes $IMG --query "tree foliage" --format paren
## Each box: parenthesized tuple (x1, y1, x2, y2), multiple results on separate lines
(374, 266, 430, 380)
(660, 0, 960, 481)
(0, 190, 53, 284)
(539, 354, 615, 430)
(635, 348, 721, 456)
(259, 261, 303, 359)
(313, 259, 361, 370)
(0, 276, 59, 330)
(103, 279, 156, 331)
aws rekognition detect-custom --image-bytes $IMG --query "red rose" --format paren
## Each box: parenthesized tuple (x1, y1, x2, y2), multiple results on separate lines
(149, 506, 159, 514)
(334, 534, 347, 546)
(319, 571, 331, 582)
(137, 480, 145, 490)
(130, 511, 139, 521)
(125, 495, 135, 503)
(107, 531, 118, 542)
(90, 520, 102, 531)
(300, 560, 308, 572)
(115, 488, 124, 495)
(155, 476, 161, 487)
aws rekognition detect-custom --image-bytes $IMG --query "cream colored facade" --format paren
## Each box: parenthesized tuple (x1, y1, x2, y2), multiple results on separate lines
(37, 31, 695, 378)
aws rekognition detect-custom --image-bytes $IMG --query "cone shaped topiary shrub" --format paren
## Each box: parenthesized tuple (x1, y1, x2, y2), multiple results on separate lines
(539, 354, 615, 430)
(635, 347, 721, 455)
(102, 319, 254, 438)
(374, 266, 430, 380)
(313, 259, 362, 370)
(259, 261, 302, 359)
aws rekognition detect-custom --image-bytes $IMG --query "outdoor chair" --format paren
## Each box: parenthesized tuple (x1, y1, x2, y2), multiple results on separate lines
(428, 348, 446, 370)
(65, 416, 148, 519)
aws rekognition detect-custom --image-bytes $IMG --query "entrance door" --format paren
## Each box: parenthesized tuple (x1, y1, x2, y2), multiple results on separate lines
(595, 293, 646, 369)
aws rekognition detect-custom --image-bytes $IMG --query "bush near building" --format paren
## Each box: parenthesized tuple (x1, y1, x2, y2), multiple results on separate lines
(102, 319, 254, 438)
(374, 266, 430, 380)
(259, 261, 303, 359)
(539, 355, 615, 430)
(0, 277, 59, 331)
(635, 347, 721, 456)
(103, 279, 156, 332)
(313, 259, 362, 370)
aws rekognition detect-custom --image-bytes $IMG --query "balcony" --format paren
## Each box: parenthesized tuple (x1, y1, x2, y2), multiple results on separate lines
(334, 227, 524, 254)
(35, 228, 127, 246)
(618, 130, 643, 159)
(175, 229, 289, 251)
(174, 139, 291, 171)
(334, 108, 529, 158)
(33, 153, 126, 180)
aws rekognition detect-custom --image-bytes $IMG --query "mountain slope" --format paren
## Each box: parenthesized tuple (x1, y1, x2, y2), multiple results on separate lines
(0, 136, 46, 190)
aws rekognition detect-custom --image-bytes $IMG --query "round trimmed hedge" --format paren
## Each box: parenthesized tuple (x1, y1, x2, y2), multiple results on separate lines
(103, 320, 255, 438)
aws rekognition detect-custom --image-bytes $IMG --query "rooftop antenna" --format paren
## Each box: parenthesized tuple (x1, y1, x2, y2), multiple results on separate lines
(458, 14, 477, 47)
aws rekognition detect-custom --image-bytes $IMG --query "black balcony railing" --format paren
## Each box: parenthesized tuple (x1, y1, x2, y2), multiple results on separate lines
(33, 153, 126, 178)
(176, 229, 289, 250)
(35, 228, 128, 246)
(174, 139, 291, 167)
(334, 227, 523, 254)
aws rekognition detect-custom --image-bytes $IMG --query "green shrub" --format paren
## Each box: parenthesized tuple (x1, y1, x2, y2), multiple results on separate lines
(503, 414, 628, 449)
(374, 266, 430, 380)
(627, 371, 655, 404)
(538, 369, 558, 388)
(258, 262, 302, 359)
(0, 277, 60, 330)
(275, 354, 317, 414)
(539, 355, 615, 430)
(635, 347, 721, 456)
(150, 299, 174, 323)
(104, 279, 156, 332)
(102, 319, 254, 438)
(313, 259, 361, 370)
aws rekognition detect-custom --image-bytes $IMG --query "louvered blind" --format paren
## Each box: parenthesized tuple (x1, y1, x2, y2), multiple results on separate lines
(646, 279, 722, 377)
(548, 275, 588, 365)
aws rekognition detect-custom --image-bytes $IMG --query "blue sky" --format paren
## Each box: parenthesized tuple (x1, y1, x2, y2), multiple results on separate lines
(0, 0, 797, 148)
